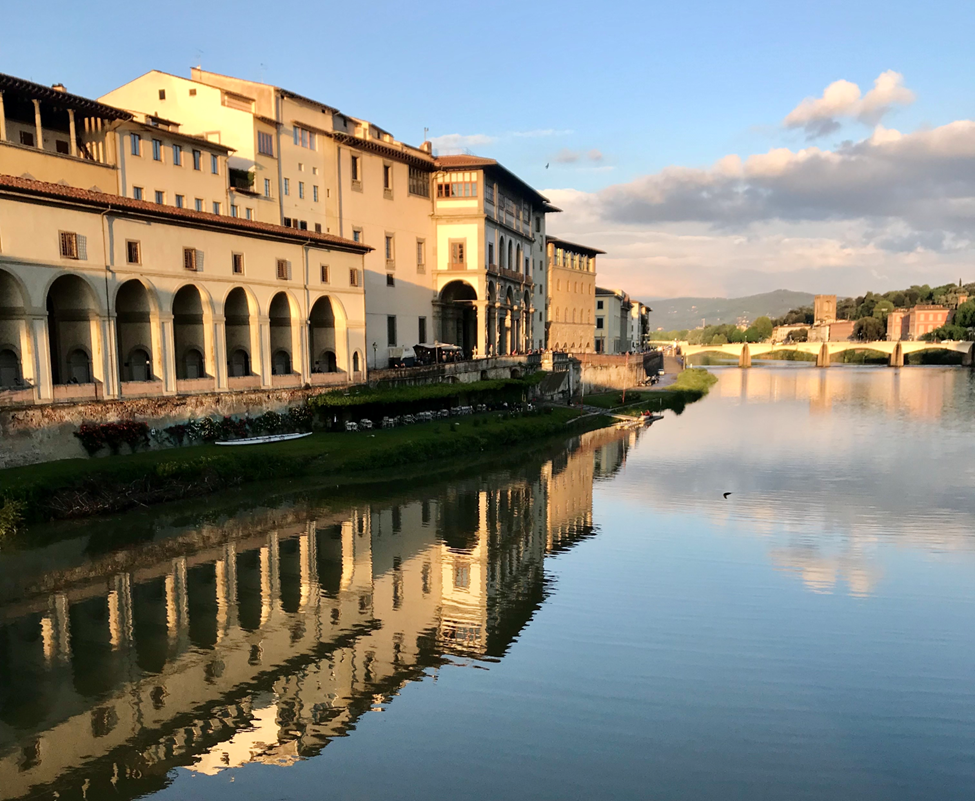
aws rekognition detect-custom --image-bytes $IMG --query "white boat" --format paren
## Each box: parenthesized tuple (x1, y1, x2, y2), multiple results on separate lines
(215, 432, 313, 446)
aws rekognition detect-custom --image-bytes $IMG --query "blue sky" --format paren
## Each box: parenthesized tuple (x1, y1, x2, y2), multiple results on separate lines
(3, 0, 974, 298)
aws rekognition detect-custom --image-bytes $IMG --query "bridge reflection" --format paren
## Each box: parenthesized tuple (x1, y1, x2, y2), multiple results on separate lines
(0, 426, 640, 801)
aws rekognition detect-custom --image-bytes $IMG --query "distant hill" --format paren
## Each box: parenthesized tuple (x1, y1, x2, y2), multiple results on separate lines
(645, 290, 815, 331)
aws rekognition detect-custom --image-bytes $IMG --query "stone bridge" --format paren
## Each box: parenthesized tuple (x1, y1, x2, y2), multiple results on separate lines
(677, 340, 975, 367)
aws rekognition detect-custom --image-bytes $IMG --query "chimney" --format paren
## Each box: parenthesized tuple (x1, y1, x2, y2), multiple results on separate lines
(51, 83, 66, 93)
(420, 141, 432, 154)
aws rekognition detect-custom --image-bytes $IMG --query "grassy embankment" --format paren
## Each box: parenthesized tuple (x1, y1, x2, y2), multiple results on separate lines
(584, 368, 719, 416)
(0, 406, 607, 536)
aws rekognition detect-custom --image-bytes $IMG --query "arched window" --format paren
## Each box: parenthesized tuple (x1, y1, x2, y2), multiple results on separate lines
(184, 348, 204, 379)
(229, 348, 250, 377)
(0, 348, 21, 388)
(317, 350, 338, 373)
(68, 349, 92, 384)
(272, 349, 292, 375)
(353, 351, 361, 372)
(127, 348, 151, 382)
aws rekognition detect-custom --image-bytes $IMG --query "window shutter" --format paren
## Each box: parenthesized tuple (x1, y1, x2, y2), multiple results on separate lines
(287, 260, 292, 280)
(196, 250, 204, 272)
(77, 235, 87, 261)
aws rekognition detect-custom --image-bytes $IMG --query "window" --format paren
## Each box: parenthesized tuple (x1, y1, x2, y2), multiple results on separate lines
(449, 240, 466, 267)
(20, 130, 35, 147)
(383, 163, 393, 197)
(387, 315, 397, 347)
(183, 247, 199, 271)
(195, 198, 204, 212)
(437, 174, 478, 198)
(155, 190, 165, 204)
(175, 194, 184, 208)
(172, 144, 182, 165)
(158, 89, 166, 100)
(212, 201, 221, 215)
(294, 126, 316, 149)
(314, 222, 322, 233)
(418, 317, 427, 344)
(350, 155, 361, 189)
(320, 264, 330, 283)
(264, 178, 271, 198)
(257, 131, 274, 156)
(299, 181, 305, 199)
(416, 239, 425, 272)
(277, 259, 290, 280)
(386, 273, 395, 287)
(133, 186, 144, 200)
(230, 204, 238, 217)
(298, 220, 307, 230)
(152, 139, 162, 161)
(283, 217, 292, 228)
(284, 178, 290, 196)
(350, 268, 360, 287)
(535, 216, 541, 233)
(384, 234, 394, 265)
(192, 149, 201, 170)
(58, 231, 85, 259)
(189, 88, 197, 96)
(313, 185, 319, 202)
(56, 140, 69, 154)
(211, 154, 219, 174)
(121, 239, 140, 265)
(597, 300, 604, 310)
(596, 318, 604, 330)
(408, 166, 429, 197)
(352, 227, 362, 244)
(488, 242, 494, 266)
(232, 253, 244, 274)
(313, 166, 318, 175)
(245, 207, 253, 220)
(130, 134, 141, 156)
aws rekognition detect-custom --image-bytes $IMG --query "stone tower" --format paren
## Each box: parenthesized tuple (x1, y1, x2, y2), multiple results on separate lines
(814, 294, 837, 324)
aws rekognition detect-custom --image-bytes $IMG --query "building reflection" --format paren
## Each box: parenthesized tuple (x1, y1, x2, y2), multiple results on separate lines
(0, 427, 634, 801)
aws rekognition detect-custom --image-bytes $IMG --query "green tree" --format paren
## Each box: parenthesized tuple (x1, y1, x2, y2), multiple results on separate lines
(872, 300, 895, 321)
(752, 316, 773, 340)
(854, 316, 885, 340)
(785, 328, 809, 343)
(953, 300, 975, 329)
(922, 324, 968, 342)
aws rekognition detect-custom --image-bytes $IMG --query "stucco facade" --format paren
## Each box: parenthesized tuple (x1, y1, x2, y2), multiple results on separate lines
(546, 237, 600, 352)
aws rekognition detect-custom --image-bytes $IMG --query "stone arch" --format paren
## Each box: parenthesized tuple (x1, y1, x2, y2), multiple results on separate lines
(224, 286, 259, 378)
(0, 347, 21, 388)
(487, 281, 496, 303)
(498, 236, 506, 270)
(269, 291, 300, 376)
(439, 280, 478, 357)
(507, 240, 513, 273)
(172, 284, 212, 380)
(504, 287, 514, 306)
(516, 244, 522, 274)
(228, 347, 250, 377)
(46, 273, 102, 386)
(115, 279, 159, 382)
(271, 348, 292, 375)
(510, 367, 522, 379)
(310, 295, 348, 374)
(352, 351, 361, 373)
(0, 269, 29, 390)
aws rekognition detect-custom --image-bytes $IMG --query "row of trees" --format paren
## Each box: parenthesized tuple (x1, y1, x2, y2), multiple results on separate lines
(655, 317, 774, 346)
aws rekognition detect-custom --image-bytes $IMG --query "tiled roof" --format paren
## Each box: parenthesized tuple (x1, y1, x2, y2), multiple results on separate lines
(0, 73, 132, 120)
(547, 235, 606, 255)
(0, 174, 371, 253)
(325, 131, 436, 170)
(435, 154, 550, 206)
(434, 155, 496, 168)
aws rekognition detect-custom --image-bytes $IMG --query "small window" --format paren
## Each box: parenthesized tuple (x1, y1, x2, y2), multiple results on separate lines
(416, 238, 425, 271)
(183, 247, 199, 271)
(383, 163, 393, 197)
(189, 88, 197, 96)
(155, 190, 165, 204)
(350, 268, 360, 287)
(152, 139, 162, 161)
(449, 240, 465, 267)
(245, 208, 253, 220)
(277, 259, 290, 280)
(596, 318, 604, 330)
(283, 217, 292, 228)
(314, 222, 322, 233)
(298, 220, 307, 230)
(130, 133, 141, 156)
(158, 89, 166, 100)
(535, 216, 541, 233)
(56, 140, 69, 154)
(298, 163, 304, 172)
(175, 194, 184, 208)
(126, 240, 141, 264)
(488, 242, 494, 266)
(264, 178, 271, 198)
(313, 185, 319, 202)
(133, 186, 144, 200)
(195, 198, 204, 212)
(284, 178, 290, 196)
(59, 231, 83, 259)
(386, 273, 395, 287)
(192, 149, 201, 170)
(387, 315, 397, 347)
(20, 130, 35, 147)
(418, 317, 427, 344)
(320, 264, 330, 283)
(257, 131, 274, 156)
(352, 228, 362, 244)
(232, 253, 244, 274)
(211, 154, 219, 174)
(384, 234, 394, 264)
(351, 154, 362, 188)
(408, 166, 429, 197)
(230, 204, 238, 217)
(212, 201, 221, 215)
(172, 144, 182, 165)
(299, 181, 305, 199)
(597, 300, 604, 310)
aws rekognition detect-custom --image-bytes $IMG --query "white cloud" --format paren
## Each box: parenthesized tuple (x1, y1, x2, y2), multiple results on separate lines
(429, 133, 495, 152)
(784, 70, 915, 139)
(511, 128, 573, 138)
(551, 148, 605, 165)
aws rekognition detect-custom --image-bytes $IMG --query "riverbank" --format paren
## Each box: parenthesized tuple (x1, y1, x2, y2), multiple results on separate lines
(0, 407, 610, 534)
(584, 368, 719, 415)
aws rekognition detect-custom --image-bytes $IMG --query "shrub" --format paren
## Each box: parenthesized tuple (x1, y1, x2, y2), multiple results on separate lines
(74, 421, 150, 456)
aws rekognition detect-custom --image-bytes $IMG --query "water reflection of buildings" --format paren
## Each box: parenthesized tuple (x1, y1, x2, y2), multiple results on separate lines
(0, 427, 633, 800)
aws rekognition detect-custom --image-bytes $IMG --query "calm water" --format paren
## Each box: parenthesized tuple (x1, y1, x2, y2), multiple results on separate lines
(2, 365, 975, 800)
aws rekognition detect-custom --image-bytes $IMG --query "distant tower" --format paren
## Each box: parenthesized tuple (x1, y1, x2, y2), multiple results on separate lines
(814, 294, 837, 324)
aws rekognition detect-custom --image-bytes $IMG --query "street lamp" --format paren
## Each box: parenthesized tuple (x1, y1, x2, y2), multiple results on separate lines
(372, 342, 377, 369)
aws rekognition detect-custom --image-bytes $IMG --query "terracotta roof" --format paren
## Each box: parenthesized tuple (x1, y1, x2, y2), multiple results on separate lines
(0, 73, 132, 121)
(325, 131, 436, 170)
(547, 235, 605, 256)
(0, 174, 371, 253)
(435, 154, 550, 207)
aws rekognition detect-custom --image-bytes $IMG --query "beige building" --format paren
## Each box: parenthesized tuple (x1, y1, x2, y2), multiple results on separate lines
(595, 287, 632, 354)
(546, 236, 600, 352)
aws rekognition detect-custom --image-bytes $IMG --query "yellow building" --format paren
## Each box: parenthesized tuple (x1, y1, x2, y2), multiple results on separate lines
(546, 236, 600, 352)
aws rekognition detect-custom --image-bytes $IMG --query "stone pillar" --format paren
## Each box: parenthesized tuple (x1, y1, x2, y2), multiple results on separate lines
(299, 524, 317, 609)
(67, 108, 78, 157)
(41, 593, 71, 665)
(738, 344, 752, 368)
(165, 557, 188, 641)
(32, 99, 43, 150)
(259, 316, 272, 387)
(31, 316, 53, 402)
(297, 319, 310, 383)
(475, 300, 487, 358)
(100, 314, 120, 399)
(159, 313, 177, 393)
(107, 573, 133, 649)
(213, 315, 228, 389)
(203, 311, 219, 389)
(817, 343, 831, 368)
(889, 341, 904, 368)
(0, 91, 6, 142)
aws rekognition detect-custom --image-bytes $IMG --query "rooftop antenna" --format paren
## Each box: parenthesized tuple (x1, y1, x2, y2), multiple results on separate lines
(423, 126, 429, 142)
(260, 63, 268, 84)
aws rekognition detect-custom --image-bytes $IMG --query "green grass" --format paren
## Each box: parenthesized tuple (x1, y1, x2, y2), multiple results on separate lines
(0, 408, 607, 529)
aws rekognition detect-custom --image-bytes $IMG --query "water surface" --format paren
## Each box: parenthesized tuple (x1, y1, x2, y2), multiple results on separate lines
(2, 366, 974, 800)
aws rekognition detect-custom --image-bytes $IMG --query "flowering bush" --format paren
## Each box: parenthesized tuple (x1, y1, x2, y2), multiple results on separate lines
(74, 421, 150, 456)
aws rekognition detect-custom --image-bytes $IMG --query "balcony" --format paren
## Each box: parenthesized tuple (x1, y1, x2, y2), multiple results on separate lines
(120, 380, 164, 398)
(271, 373, 301, 388)
(176, 377, 216, 394)
(228, 375, 261, 391)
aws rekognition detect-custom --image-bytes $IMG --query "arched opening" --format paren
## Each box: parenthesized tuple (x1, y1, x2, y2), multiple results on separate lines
(0, 270, 27, 390)
(0, 348, 20, 388)
(352, 351, 361, 373)
(116, 280, 155, 382)
(272, 349, 291, 375)
(317, 350, 338, 372)
(127, 347, 151, 382)
(439, 280, 478, 357)
(498, 237, 505, 270)
(310, 296, 339, 373)
(269, 292, 295, 375)
(480, 369, 489, 380)
(224, 287, 253, 377)
(507, 240, 513, 274)
(173, 285, 208, 380)
(47, 274, 100, 385)
(516, 244, 522, 275)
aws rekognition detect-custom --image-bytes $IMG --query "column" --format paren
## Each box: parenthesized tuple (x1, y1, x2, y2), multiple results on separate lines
(107, 573, 133, 649)
(213, 315, 228, 390)
(165, 557, 189, 642)
(100, 314, 120, 399)
(67, 108, 78, 157)
(299, 524, 318, 609)
(259, 316, 272, 387)
(160, 313, 177, 393)
(298, 319, 310, 383)
(475, 300, 487, 358)
(32, 99, 43, 150)
(0, 91, 6, 142)
(41, 593, 71, 665)
(31, 316, 53, 402)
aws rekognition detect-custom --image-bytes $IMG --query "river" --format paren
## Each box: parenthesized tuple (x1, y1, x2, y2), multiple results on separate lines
(1, 365, 974, 800)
